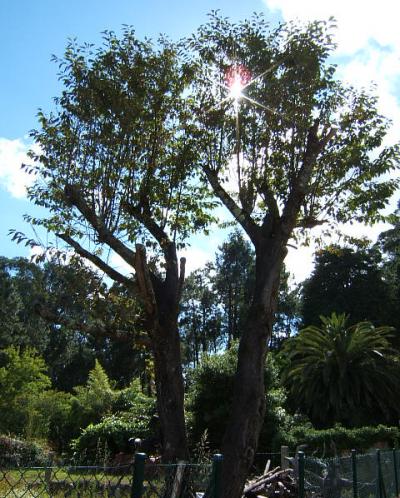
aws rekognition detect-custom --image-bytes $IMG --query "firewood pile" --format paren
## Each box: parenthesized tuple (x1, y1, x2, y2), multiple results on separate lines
(242, 463, 298, 497)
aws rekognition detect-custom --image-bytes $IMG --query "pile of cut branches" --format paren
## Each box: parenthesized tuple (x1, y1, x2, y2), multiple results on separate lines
(243, 465, 298, 497)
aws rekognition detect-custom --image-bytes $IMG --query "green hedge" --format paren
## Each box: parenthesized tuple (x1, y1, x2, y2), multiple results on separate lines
(285, 424, 400, 455)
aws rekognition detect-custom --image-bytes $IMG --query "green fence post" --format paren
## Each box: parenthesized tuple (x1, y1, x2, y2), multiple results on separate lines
(351, 449, 358, 498)
(376, 449, 383, 498)
(131, 452, 146, 498)
(298, 451, 305, 498)
(393, 448, 399, 497)
(211, 453, 223, 498)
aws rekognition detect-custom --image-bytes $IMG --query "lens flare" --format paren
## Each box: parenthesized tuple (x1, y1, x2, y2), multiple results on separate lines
(225, 66, 251, 105)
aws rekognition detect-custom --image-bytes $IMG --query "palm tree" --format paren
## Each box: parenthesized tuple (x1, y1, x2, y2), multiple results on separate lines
(282, 313, 400, 427)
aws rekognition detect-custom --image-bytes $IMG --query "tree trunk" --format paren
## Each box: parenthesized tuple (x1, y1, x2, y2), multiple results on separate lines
(152, 318, 188, 461)
(220, 242, 285, 498)
(134, 243, 188, 462)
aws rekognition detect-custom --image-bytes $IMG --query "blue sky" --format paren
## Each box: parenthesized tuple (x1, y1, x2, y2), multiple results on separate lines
(0, 0, 399, 280)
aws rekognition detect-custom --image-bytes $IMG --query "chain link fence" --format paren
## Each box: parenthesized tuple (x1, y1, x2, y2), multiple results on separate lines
(0, 454, 217, 498)
(300, 449, 400, 498)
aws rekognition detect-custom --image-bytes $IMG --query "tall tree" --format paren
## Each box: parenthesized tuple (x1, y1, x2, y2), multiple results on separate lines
(301, 245, 396, 328)
(0, 256, 145, 390)
(180, 267, 223, 366)
(18, 29, 216, 460)
(213, 230, 255, 346)
(189, 14, 399, 496)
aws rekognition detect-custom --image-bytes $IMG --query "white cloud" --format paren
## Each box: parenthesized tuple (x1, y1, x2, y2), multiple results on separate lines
(265, 0, 400, 56)
(0, 137, 35, 198)
(264, 0, 400, 142)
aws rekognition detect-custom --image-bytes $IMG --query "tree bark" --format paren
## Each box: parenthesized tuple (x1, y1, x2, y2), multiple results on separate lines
(220, 239, 286, 498)
(152, 318, 188, 461)
(134, 243, 189, 462)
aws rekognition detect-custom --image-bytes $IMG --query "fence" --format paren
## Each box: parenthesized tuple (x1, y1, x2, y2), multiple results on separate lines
(299, 449, 400, 498)
(0, 453, 218, 498)
(1, 448, 399, 497)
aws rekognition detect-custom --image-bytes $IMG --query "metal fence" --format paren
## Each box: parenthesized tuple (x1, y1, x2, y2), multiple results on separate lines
(299, 449, 400, 498)
(0, 453, 218, 498)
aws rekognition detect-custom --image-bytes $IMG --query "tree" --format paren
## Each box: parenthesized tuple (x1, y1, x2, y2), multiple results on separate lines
(186, 345, 291, 453)
(19, 29, 216, 461)
(282, 313, 400, 427)
(180, 267, 223, 366)
(0, 347, 51, 437)
(0, 256, 146, 391)
(19, 14, 399, 494)
(213, 231, 255, 346)
(189, 14, 399, 496)
(301, 245, 396, 328)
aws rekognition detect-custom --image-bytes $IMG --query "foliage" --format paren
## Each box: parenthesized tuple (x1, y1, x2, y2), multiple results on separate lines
(189, 13, 399, 236)
(0, 256, 146, 391)
(180, 267, 223, 366)
(0, 436, 50, 467)
(186, 345, 292, 451)
(71, 380, 156, 463)
(212, 231, 255, 346)
(301, 245, 396, 328)
(284, 424, 400, 456)
(0, 347, 51, 438)
(283, 313, 400, 428)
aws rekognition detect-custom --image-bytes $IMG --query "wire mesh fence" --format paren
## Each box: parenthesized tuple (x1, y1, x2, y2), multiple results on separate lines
(0, 456, 215, 498)
(0, 464, 133, 497)
(1, 448, 399, 497)
(301, 449, 400, 498)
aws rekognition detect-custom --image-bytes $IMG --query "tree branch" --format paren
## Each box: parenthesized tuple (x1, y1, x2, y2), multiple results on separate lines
(203, 165, 259, 241)
(56, 233, 135, 289)
(64, 184, 136, 267)
(134, 244, 158, 318)
(280, 122, 336, 236)
(122, 202, 170, 248)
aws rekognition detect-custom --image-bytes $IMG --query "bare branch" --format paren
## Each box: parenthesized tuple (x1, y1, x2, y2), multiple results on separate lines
(177, 256, 186, 302)
(134, 244, 158, 318)
(56, 233, 135, 289)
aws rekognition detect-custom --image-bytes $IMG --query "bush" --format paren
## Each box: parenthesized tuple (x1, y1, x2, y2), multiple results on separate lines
(71, 381, 157, 463)
(0, 435, 49, 466)
(284, 424, 400, 455)
(186, 346, 292, 452)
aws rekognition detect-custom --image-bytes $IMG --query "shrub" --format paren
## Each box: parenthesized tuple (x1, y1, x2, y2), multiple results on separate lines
(0, 435, 49, 466)
(186, 346, 292, 452)
(284, 424, 400, 455)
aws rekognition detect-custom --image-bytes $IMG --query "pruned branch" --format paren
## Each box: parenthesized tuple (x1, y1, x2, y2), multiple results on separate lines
(56, 233, 135, 289)
(177, 256, 186, 302)
(134, 244, 158, 318)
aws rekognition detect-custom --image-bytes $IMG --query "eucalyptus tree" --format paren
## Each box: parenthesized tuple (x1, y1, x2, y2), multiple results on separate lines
(282, 313, 400, 427)
(188, 14, 399, 496)
(18, 29, 216, 460)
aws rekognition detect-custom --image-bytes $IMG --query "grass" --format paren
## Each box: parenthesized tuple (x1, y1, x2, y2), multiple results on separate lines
(0, 467, 132, 497)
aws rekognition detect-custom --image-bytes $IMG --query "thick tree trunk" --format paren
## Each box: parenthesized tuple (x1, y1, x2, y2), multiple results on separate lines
(134, 243, 189, 462)
(220, 242, 285, 498)
(152, 318, 188, 461)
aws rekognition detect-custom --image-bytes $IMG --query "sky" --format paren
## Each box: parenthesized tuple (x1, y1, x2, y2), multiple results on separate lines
(0, 0, 399, 282)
